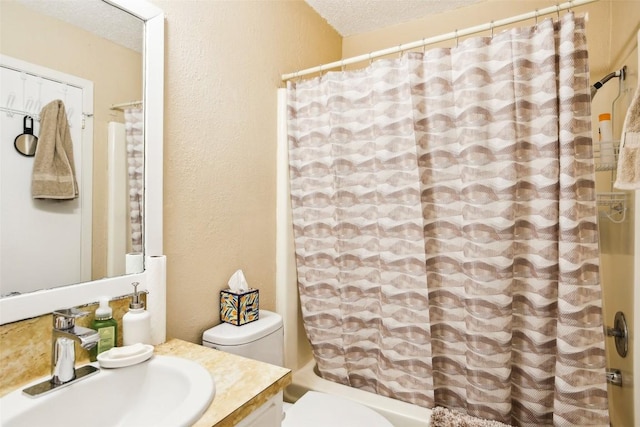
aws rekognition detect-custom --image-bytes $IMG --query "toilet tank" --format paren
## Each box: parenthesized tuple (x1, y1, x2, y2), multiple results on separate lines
(202, 310, 284, 367)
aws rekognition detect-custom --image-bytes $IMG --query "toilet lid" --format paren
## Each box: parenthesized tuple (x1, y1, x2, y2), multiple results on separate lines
(282, 391, 394, 427)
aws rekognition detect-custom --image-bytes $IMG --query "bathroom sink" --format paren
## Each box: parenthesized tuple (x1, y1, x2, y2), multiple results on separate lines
(0, 355, 215, 427)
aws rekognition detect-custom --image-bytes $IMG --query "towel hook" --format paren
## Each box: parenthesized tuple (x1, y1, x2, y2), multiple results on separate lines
(36, 77, 43, 114)
(20, 73, 27, 111)
(67, 107, 75, 128)
(24, 98, 34, 114)
(5, 92, 16, 117)
(61, 84, 68, 105)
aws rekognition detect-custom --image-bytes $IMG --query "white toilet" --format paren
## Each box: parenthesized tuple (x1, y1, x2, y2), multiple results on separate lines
(202, 310, 393, 427)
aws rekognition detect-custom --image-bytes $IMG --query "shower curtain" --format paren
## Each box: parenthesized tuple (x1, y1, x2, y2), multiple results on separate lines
(124, 107, 144, 253)
(286, 13, 608, 426)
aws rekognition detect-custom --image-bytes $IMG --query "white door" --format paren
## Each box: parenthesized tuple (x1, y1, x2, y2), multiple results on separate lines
(0, 56, 93, 296)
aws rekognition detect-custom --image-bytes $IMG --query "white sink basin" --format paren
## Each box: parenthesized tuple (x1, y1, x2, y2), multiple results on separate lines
(0, 355, 215, 427)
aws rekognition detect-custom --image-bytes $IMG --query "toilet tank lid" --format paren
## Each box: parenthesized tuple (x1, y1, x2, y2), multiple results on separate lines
(203, 310, 283, 346)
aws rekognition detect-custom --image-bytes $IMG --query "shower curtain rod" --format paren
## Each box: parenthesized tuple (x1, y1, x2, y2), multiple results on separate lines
(110, 100, 143, 111)
(281, 0, 598, 81)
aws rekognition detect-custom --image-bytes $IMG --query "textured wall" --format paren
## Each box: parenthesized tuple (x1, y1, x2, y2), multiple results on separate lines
(151, 0, 341, 343)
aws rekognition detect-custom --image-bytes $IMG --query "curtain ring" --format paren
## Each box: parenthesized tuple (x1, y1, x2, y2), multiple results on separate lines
(398, 44, 402, 58)
(369, 52, 373, 66)
(490, 21, 494, 38)
(556, 3, 560, 20)
(534, 9, 539, 28)
(455, 29, 459, 48)
(568, 0, 573, 12)
(422, 38, 426, 53)
(318, 64, 323, 77)
(340, 59, 345, 73)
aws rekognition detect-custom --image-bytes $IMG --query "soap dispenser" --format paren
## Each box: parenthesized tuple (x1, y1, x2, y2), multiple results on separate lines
(90, 297, 118, 361)
(122, 282, 151, 345)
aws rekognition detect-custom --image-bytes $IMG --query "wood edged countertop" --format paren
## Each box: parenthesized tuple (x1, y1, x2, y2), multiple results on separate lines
(155, 338, 291, 427)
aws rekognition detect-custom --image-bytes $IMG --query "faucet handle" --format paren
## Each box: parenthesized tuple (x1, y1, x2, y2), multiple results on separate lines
(53, 307, 90, 329)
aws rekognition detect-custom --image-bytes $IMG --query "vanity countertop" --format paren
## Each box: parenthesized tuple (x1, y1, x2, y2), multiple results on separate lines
(154, 338, 291, 427)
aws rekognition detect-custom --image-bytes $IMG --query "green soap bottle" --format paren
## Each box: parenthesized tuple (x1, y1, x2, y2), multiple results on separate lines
(90, 297, 118, 361)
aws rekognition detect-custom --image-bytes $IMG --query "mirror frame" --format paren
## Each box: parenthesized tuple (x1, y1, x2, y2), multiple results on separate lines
(0, 0, 165, 338)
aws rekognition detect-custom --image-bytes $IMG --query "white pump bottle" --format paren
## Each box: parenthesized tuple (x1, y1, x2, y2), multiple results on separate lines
(122, 282, 151, 345)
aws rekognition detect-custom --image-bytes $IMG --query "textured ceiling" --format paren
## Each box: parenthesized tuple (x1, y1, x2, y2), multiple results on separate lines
(305, 0, 486, 36)
(14, 1, 488, 51)
(14, 0, 143, 53)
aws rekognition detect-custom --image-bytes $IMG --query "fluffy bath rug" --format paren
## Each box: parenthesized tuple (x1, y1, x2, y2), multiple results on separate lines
(430, 407, 513, 427)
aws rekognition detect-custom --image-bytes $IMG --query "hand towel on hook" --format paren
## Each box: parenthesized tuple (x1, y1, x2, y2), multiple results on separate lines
(31, 99, 79, 199)
(614, 84, 640, 190)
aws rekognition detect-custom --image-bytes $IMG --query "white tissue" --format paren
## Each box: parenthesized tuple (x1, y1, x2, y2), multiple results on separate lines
(228, 269, 249, 293)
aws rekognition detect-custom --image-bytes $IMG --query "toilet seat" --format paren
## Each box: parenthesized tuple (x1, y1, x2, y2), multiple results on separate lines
(282, 391, 393, 427)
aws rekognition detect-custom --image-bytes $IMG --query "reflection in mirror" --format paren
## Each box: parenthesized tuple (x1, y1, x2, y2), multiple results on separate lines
(0, 0, 164, 327)
(0, 0, 144, 298)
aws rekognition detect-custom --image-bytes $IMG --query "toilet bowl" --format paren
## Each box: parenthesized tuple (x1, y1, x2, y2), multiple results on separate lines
(202, 310, 393, 427)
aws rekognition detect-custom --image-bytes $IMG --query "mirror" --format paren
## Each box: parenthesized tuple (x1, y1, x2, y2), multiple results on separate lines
(0, 0, 164, 326)
(0, 0, 145, 297)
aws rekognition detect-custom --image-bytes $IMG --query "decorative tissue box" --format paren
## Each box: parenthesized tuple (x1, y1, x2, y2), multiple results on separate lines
(220, 288, 259, 326)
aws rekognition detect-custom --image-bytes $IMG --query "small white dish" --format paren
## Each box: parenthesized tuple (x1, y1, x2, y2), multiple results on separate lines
(97, 344, 154, 368)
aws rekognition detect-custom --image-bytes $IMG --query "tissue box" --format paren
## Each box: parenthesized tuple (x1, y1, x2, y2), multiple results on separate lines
(220, 288, 259, 326)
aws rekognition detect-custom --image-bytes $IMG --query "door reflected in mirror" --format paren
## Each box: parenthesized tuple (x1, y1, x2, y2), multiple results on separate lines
(0, 0, 144, 297)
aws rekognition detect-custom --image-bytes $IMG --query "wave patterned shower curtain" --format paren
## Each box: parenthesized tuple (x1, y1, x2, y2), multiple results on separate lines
(124, 107, 144, 254)
(287, 14, 609, 426)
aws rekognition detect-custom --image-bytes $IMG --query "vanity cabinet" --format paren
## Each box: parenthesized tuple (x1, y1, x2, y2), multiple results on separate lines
(235, 392, 283, 427)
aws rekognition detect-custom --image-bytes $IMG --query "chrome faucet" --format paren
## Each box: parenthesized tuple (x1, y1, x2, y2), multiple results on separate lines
(51, 308, 100, 384)
(23, 307, 101, 397)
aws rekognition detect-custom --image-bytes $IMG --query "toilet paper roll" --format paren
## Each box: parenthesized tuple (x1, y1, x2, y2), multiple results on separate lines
(125, 252, 144, 274)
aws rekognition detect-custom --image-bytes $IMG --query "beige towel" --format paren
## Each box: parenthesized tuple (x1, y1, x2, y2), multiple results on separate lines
(430, 407, 513, 427)
(32, 100, 78, 199)
(614, 84, 640, 190)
